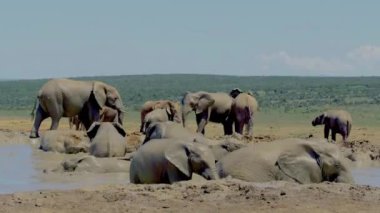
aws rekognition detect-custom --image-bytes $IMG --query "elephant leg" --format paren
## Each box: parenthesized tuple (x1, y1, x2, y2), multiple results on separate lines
(30, 105, 49, 138)
(224, 117, 234, 135)
(234, 120, 244, 134)
(324, 125, 330, 140)
(331, 130, 337, 143)
(246, 116, 254, 138)
(50, 117, 61, 130)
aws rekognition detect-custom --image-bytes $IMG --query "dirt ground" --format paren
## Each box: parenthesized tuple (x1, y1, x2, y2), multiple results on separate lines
(0, 117, 380, 212)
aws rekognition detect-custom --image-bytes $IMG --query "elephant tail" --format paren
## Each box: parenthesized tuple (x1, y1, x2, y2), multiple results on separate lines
(30, 97, 38, 121)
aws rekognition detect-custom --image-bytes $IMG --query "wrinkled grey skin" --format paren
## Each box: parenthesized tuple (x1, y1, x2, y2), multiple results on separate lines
(58, 155, 130, 173)
(130, 139, 218, 184)
(229, 88, 259, 138)
(217, 138, 354, 184)
(312, 110, 352, 143)
(87, 122, 127, 157)
(39, 130, 89, 154)
(30, 79, 124, 138)
(141, 108, 173, 133)
(182, 91, 234, 135)
(143, 121, 245, 162)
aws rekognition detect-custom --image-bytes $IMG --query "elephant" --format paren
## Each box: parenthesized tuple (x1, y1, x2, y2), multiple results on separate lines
(100, 106, 120, 123)
(57, 155, 130, 173)
(87, 122, 127, 157)
(312, 110, 352, 144)
(229, 88, 259, 138)
(143, 121, 245, 162)
(217, 138, 354, 184)
(30, 78, 125, 138)
(140, 100, 181, 133)
(130, 138, 218, 184)
(181, 91, 234, 135)
(68, 115, 85, 131)
(141, 108, 176, 133)
(39, 130, 90, 154)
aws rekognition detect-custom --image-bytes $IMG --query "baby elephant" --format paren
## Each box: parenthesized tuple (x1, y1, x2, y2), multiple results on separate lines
(87, 122, 127, 157)
(130, 139, 218, 184)
(141, 108, 175, 133)
(312, 110, 352, 144)
(40, 130, 89, 154)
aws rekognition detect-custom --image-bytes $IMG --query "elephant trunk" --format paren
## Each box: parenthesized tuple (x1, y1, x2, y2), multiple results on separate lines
(202, 167, 219, 180)
(181, 105, 192, 128)
(115, 100, 125, 125)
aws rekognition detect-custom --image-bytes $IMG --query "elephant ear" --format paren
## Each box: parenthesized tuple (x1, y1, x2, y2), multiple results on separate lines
(112, 122, 126, 137)
(92, 82, 107, 109)
(165, 144, 191, 178)
(195, 94, 215, 114)
(276, 146, 321, 184)
(87, 122, 101, 139)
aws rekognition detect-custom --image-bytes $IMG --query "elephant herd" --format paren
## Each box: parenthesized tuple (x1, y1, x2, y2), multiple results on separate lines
(30, 78, 355, 185)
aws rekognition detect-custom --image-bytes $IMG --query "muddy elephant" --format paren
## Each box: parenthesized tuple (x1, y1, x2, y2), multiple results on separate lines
(87, 122, 127, 157)
(141, 108, 176, 133)
(229, 88, 258, 138)
(130, 139, 218, 184)
(39, 130, 90, 154)
(312, 110, 352, 144)
(143, 121, 245, 162)
(182, 91, 234, 135)
(140, 100, 181, 133)
(58, 155, 130, 173)
(217, 138, 353, 184)
(30, 79, 125, 138)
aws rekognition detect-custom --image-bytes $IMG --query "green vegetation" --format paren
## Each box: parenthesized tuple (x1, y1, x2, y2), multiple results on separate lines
(0, 74, 379, 126)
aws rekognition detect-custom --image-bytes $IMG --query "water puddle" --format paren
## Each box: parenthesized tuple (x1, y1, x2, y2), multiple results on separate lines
(0, 143, 128, 194)
(352, 168, 380, 187)
(0, 144, 380, 194)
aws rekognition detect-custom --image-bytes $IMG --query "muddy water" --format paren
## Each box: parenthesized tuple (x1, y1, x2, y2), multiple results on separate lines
(1, 144, 380, 194)
(0, 144, 128, 194)
(353, 168, 380, 187)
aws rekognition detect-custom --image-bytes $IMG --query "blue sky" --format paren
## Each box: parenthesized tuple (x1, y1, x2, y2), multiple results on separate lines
(1, 0, 380, 79)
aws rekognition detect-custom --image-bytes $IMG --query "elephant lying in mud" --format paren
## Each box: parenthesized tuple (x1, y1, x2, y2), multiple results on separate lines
(130, 139, 218, 184)
(217, 138, 354, 184)
(56, 156, 130, 173)
(39, 130, 90, 154)
(143, 121, 245, 161)
(312, 110, 352, 144)
(87, 122, 127, 157)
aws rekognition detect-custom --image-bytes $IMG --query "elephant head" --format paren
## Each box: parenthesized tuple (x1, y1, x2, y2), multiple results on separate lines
(165, 142, 218, 180)
(181, 92, 215, 128)
(229, 88, 243, 98)
(276, 141, 353, 184)
(92, 81, 125, 125)
(312, 113, 326, 126)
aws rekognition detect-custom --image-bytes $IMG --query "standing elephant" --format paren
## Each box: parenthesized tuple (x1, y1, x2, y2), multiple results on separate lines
(140, 100, 181, 133)
(130, 139, 218, 184)
(141, 108, 174, 133)
(39, 130, 90, 154)
(68, 115, 85, 131)
(217, 138, 353, 184)
(143, 121, 245, 162)
(312, 110, 352, 144)
(87, 122, 127, 157)
(30, 79, 125, 138)
(182, 91, 234, 135)
(229, 88, 258, 138)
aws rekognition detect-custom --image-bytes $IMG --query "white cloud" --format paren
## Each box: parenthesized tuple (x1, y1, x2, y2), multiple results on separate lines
(259, 51, 353, 72)
(259, 45, 380, 75)
(347, 45, 380, 61)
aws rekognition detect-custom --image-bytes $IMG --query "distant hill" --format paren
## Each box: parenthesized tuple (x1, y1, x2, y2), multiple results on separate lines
(1, 74, 379, 112)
